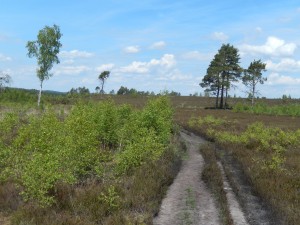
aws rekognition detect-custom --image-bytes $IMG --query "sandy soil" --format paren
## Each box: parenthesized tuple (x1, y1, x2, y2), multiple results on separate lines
(153, 131, 220, 225)
(0, 213, 10, 225)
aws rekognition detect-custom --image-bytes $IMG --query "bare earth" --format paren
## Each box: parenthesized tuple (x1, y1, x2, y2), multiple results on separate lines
(0, 213, 10, 225)
(153, 131, 221, 225)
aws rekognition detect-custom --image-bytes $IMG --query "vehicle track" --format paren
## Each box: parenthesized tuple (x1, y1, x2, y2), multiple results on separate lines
(153, 131, 259, 225)
(153, 131, 220, 225)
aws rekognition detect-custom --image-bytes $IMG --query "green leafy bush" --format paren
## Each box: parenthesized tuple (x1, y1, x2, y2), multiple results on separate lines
(0, 96, 174, 207)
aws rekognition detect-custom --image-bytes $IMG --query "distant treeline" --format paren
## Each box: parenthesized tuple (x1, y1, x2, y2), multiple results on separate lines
(0, 86, 182, 105)
(0, 87, 67, 104)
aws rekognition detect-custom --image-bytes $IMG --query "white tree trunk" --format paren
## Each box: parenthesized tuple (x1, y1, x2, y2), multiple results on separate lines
(38, 81, 43, 107)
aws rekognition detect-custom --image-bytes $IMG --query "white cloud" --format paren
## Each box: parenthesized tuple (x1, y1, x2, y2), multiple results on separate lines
(266, 73, 300, 85)
(119, 54, 176, 74)
(55, 65, 91, 75)
(156, 69, 192, 81)
(150, 41, 166, 50)
(240, 36, 297, 57)
(95, 63, 115, 72)
(211, 32, 229, 42)
(182, 51, 212, 61)
(0, 53, 12, 61)
(60, 50, 94, 59)
(119, 61, 149, 73)
(124, 46, 140, 53)
(266, 58, 300, 72)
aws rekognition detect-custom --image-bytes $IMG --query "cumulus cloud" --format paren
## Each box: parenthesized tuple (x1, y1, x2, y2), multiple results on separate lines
(0, 53, 12, 61)
(60, 50, 94, 59)
(55, 65, 91, 75)
(119, 61, 149, 73)
(182, 51, 212, 61)
(240, 36, 297, 57)
(266, 58, 300, 72)
(95, 63, 115, 72)
(119, 54, 176, 74)
(211, 32, 229, 42)
(150, 41, 166, 49)
(124, 46, 140, 53)
(266, 73, 300, 85)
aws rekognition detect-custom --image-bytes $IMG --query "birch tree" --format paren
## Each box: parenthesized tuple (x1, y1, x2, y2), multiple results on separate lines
(0, 71, 12, 92)
(242, 59, 267, 106)
(26, 24, 62, 106)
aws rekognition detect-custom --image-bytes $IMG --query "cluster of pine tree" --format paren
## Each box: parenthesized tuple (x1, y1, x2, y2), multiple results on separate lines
(200, 44, 266, 108)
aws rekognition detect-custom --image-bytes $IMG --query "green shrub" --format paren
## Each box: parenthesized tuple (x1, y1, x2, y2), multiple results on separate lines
(0, 96, 175, 207)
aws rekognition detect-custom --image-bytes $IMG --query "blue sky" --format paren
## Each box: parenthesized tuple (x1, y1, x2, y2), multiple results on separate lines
(1, 0, 300, 98)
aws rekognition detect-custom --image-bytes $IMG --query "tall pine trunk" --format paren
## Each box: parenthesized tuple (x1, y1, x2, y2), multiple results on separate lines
(219, 73, 225, 109)
(100, 80, 104, 94)
(224, 75, 229, 109)
(216, 86, 220, 109)
(251, 79, 255, 107)
(225, 87, 228, 109)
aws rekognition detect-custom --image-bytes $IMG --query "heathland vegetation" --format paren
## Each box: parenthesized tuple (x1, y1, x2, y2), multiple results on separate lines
(0, 96, 185, 224)
(0, 92, 300, 224)
(178, 99, 300, 225)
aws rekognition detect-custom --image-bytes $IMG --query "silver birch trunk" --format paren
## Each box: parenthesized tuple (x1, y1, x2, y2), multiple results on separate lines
(38, 81, 43, 107)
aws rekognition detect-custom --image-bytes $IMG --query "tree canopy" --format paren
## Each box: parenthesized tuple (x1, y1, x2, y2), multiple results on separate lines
(200, 44, 242, 108)
(98, 71, 110, 94)
(242, 59, 267, 106)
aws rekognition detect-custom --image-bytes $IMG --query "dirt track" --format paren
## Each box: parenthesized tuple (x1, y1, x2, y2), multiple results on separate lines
(153, 131, 255, 225)
(153, 131, 220, 225)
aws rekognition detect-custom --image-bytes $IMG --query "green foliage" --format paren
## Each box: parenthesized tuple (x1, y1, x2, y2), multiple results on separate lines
(116, 97, 173, 174)
(116, 129, 164, 174)
(200, 44, 242, 109)
(189, 116, 300, 171)
(0, 96, 174, 207)
(98, 71, 110, 94)
(98, 185, 121, 214)
(242, 59, 267, 106)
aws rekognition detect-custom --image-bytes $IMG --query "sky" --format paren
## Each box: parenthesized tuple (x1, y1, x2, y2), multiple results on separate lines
(0, 0, 300, 98)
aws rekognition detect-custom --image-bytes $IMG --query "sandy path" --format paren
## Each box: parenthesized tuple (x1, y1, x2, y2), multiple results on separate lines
(153, 131, 220, 225)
